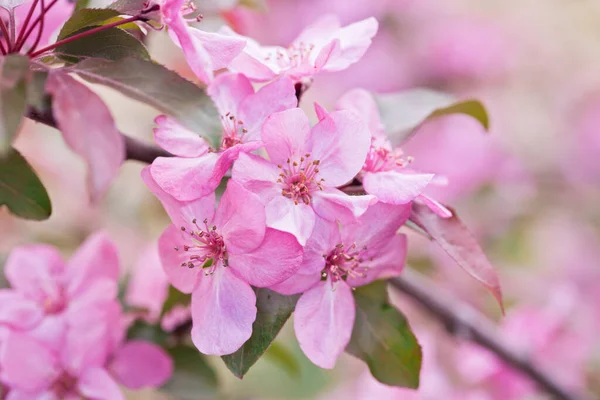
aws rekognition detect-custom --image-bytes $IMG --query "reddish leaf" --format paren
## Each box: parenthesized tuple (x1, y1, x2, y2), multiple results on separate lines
(409, 201, 504, 312)
(46, 71, 124, 202)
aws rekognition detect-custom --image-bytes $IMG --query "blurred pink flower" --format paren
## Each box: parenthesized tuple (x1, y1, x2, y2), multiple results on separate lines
(159, 0, 246, 83)
(143, 170, 303, 355)
(221, 14, 378, 82)
(232, 106, 374, 245)
(0, 233, 119, 347)
(271, 202, 410, 368)
(151, 73, 296, 201)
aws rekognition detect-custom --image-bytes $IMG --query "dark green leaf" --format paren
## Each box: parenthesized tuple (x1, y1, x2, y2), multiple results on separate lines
(71, 57, 220, 143)
(263, 341, 301, 378)
(0, 149, 51, 220)
(346, 280, 422, 388)
(0, 55, 29, 154)
(222, 289, 299, 378)
(56, 27, 150, 61)
(162, 345, 218, 400)
(57, 8, 121, 40)
(161, 285, 192, 317)
(126, 320, 168, 346)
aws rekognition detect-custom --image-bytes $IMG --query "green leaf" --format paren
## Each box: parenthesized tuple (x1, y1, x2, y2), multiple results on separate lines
(56, 27, 150, 61)
(375, 89, 489, 146)
(0, 149, 52, 220)
(162, 345, 218, 400)
(0, 54, 30, 154)
(71, 57, 220, 143)
(57, 8, 121, 40)
(346, 280, 422, 388)
(161, 285, 191, 317)
(222, 289, 299, 378)
(74, 0, 91, 11)
(263, 341, 301, 378)
(126, 320, 168, 346)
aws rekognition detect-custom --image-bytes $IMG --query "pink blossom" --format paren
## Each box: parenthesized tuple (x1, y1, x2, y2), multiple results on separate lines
(232, 105, 375, 245)
(336, 89, 451, 217)
(150, 72, 297, 201)
(142, 168, 303, 355)
(221, 14, 378, 82)
(0, 302, 172, 398)
(0, 233, 120, 347)
(271, 202, 410, 368)
(158, 0, 246, 83)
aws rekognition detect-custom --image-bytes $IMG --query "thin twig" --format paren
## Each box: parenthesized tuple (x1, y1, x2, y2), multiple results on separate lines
(389, 269, 588, 400)
(0, 17, 12, 52)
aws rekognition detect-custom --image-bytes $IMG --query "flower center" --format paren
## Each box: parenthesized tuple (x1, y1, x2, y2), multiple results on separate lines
(277, 154, 324, 205)
(321, 243, 370, 283)
(175, 219, 226, 275)
(220, 112, 247, 150)
(264, 41, 315, 69)
(363, 141, 413, 173)
(52, 373, 78, 398)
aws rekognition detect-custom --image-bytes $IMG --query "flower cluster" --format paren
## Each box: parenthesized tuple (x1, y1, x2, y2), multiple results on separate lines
(0, 234, 173, 399)
(143, 13, 447, 368)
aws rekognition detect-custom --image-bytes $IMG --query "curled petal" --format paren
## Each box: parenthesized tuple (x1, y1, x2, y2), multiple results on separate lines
(190, 267, 256, 355)
(312, 188, 375, 223)
(321, 17, 379, 72)
(362, 171, 434, 205)
(153, 115, 210, 157)
(294, 279, 355, 369)
(229, 228, 303, 287)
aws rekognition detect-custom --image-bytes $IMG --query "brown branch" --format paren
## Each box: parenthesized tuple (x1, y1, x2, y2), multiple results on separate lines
(389, 269, 588, 400)
(26, 107, 172, 163)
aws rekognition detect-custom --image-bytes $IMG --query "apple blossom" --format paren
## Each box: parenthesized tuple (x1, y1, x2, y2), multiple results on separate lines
(142, 168, 303, 355)
(270, 202, 410, 368)
(232, 105, 375, 245)
(336, 89, 452, 217)
(221, 14, 378, 83)
(150, 72, 297, 201)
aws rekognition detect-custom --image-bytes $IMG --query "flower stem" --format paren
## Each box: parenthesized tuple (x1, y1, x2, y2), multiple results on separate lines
(8, 10, 15, 48)
(27, 0, 45, 55)
(0, 38, 6, 55)
(15, 0, 40, 48)
(15, 0, 58, 52)
(0, 18, 12, 52)
(29, 14, 146, 58)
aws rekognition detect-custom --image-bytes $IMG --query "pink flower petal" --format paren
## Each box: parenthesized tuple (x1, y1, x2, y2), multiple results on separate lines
(0, 332, 60, 392)
(190, 267, 256, 355)
(150, 153, 220, 201)
(0, 290, 43, 330)
(219, 26, 279, 81)
(321, 17, 379, 72)
(312, 187, 375, 223)
(306, 109, 370, 186)
(207, 73, 253, 118)
(109, 340, 173, 389)
(158, 224, 205, 294)
(265, 195, 315, 246)
(153, 115, 210, 157)
(362, 171, 434, 204)
(294, 279, 355, 369)
(262, 108, 311, 165)
(4, 245, 64, 304)
(231, 152, 280, 201)
(314, 39, 342, 70)
(214, 180, 266, 254)
(5, 390, 55, 400)
(336, 89, 386, 139)
(141, 166, 216, 230)
(46, 72, 124, 202)
(229, 228, 302, 287)
(313, 102, 329, 121)
(78, 367, 124, 400)
(269, 270, 321, 296)
(239, 76, 297, 141)
(347, 234, 407, 287)
(418, 193, 453, 218)
(65, 232, 119, 299)
(188, 28, 246, 71)
(295, 14, 341, 44)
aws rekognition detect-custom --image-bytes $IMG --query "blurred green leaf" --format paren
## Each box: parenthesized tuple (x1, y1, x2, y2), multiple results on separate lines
(161, 285, 192, 317)
(427, 99, 489, 130)
(57, 27, 150, 61)
(71, 57, 220, 143)
(126, 320, 168, 346)
(0, 149, 52, 220)
(162, 345, 218, 400)
(346, 280, 422, 388)
(222, 289, 299, 378)
(263, 341, 301, 378)
(57, 8, 121, 40)
(0, 55, 29, 154)
(74, 0, 91, 11)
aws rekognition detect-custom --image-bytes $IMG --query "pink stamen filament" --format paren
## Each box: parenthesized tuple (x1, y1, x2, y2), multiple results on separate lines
(220, 112, 247, 150)
(277, 153, 324, 205)
(175, 218, 226, 275)
(322, 243, 371, 283)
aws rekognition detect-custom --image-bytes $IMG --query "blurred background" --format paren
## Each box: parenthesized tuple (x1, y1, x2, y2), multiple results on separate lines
(3, 0, 600, 398)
